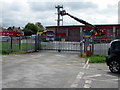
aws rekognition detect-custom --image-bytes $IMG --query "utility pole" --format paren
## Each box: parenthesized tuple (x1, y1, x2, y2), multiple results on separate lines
(55, 5, 63, 26)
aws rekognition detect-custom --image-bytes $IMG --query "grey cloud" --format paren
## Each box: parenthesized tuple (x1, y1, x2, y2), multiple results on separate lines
(1, 1, 21, 27)
(2, 15, 25, 27)
(28, 1, 98, 12)
(97, 4, 118, 16)
(28, 2, 55, 12)
(2, 4, 55, 28)
(2, 0, 118, 28)
(62, 2, 98, 10)
(2, 1, 22, 12)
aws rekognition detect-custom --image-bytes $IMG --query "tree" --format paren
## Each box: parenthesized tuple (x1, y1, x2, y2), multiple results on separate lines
(35, 22, 44, 32)
(23, 23, 38, 36)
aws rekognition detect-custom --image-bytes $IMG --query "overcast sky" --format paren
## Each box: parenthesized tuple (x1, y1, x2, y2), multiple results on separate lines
(1, 0, 120, 28)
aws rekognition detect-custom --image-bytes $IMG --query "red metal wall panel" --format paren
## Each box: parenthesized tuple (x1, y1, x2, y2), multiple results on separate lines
(46, 24, 120, 41)
(68, 29, 80, 42)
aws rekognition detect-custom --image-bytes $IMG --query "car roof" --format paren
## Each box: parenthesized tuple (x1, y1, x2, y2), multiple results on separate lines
(111, 39, 120, 42)
(110, 39, 120, 44)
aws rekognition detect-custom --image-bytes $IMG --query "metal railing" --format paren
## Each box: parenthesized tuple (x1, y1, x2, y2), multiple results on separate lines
(0, 35, 118, 56)
(0, 36, 37, 54)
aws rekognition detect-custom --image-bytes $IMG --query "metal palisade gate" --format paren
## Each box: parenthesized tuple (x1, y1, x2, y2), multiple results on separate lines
(39, 36, 81, 52)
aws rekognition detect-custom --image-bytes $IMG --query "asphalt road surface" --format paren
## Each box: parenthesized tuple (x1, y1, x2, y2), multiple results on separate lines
(2, 51, 119, 88)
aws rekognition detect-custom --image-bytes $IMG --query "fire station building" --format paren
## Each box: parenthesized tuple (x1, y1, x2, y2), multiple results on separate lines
(46, 24, 120, 42)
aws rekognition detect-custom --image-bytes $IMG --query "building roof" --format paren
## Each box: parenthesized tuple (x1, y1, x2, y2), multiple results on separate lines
(7, 26, 21, 31)
(0, 27, 7, 31)
(46, 24, 120, 28)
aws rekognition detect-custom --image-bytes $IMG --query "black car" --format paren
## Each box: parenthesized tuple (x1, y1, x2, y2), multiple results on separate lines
(106, 39, 120, 73)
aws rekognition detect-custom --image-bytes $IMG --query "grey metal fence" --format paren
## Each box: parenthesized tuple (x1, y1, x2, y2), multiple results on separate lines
(93, 38, 114, 56)
(1, 36, 37, 54)
(0, 35, 118, 56)
(79, 37, 115, 56)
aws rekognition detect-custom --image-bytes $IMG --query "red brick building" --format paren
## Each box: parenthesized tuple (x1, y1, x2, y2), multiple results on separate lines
(46, 24, 120, 41)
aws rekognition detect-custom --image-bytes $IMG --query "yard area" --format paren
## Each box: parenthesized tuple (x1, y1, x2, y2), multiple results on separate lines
(2, 51, 118, 88)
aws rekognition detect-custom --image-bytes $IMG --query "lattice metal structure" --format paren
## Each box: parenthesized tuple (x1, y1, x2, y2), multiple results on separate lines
(55, 5, 64, 26)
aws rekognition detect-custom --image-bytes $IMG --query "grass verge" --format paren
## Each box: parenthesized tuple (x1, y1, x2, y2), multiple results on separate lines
(88, 55, 106, 63)
(80, 53, 106, 63)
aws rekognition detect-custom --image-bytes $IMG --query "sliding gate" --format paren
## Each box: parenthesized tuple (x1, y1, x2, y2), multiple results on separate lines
(40, 36, 81, 52)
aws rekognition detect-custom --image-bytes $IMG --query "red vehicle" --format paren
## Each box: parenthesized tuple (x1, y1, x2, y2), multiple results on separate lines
(0, 30, 24, 37)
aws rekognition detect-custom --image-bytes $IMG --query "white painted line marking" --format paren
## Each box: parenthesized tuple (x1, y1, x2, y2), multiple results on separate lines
(84, 84, 91, 88)
(83, 64, 87, 69)
(84, 79, 92, 88)
(86, 74, 102, 78)
(71, 59, 90, 88)
(86, 65, 90, 69)
(85, 79, 92, 84)
(86, 58, 89, 65)
(104, 74, 118, 78)
(83, 59, 89, 69)
(70, 72, 84, 88)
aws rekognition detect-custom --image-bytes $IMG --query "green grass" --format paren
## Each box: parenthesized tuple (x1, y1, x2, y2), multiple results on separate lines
(88, 55, 106, 63)
(0, 42, 46, 55)
(79, 53, 106, 63)
(0, 42, 10, 54)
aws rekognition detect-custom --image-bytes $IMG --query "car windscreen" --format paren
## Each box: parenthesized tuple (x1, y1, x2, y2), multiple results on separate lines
(112, 41, 120, 50)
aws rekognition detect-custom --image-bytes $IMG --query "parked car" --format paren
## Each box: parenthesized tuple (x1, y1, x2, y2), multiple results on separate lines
(106, 39, 120, 73)
(0, 36, 11, 42)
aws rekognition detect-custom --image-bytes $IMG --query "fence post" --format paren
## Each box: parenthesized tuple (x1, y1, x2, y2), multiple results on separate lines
(35, 36, 38, 52)
(19, 37, 21, 50)
(58, 36, 61, 52)
(26, 37, 28, 52)
(38, 34, 41, 50)
(80, 27, 83, 55)
(91, 37, 94, 55)
(10, 37, 13, 53)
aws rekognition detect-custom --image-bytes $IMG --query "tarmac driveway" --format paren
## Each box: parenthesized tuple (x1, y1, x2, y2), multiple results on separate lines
(2, 51, 119, 88)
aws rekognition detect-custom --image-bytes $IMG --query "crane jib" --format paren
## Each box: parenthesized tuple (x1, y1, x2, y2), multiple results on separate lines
(67, 13, 96, 29)
(60, 10, 106, 36)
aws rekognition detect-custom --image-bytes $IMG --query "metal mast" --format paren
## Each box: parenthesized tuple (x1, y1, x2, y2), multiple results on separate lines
(55, 5, 63, 26)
